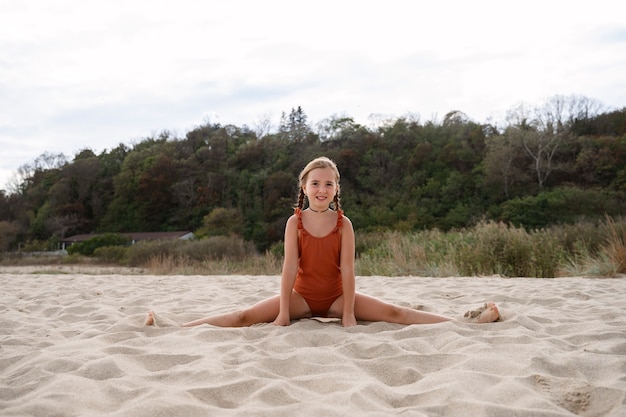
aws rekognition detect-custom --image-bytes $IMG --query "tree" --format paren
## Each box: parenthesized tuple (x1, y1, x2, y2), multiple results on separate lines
(0, 221, 19, 251)
(279, 106, 311, 142)
(574, 135, 626, 187)
(3, 99, 624, 250)
(315, 114, 362, 141)
(573, 107, 625, 136)
(6, 165, 31, 195)
(252, 112, 273, 139)
(33, 151, 68, 171)
(45, 214, 81, 241)
(5, 152, 66, 196)
(196, 207, 244, 238)
(484, 131, 531, 198)
(101, 144, 175, 232)
(520, 124, 557, 189)
(135, 154, 178, 230)
(504, 95, 601, 189)
(0, 190, 9, 221)
(47, 156, 101, 233)
(443, 110, 470, 126)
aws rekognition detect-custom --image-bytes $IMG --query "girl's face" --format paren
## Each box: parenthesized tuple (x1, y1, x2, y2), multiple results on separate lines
(302, 167, 339, 209)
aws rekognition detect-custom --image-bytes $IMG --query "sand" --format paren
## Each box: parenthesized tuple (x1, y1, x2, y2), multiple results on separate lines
(1, 273, 625, 416)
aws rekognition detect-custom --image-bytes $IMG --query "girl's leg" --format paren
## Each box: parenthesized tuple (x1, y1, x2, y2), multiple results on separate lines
(352, 293, 453, 324)
(180, 291, 312, 328)
(329, 292, 499, 325)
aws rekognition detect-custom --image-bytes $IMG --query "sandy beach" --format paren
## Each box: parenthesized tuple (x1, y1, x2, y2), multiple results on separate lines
(1, 272, 625, 416)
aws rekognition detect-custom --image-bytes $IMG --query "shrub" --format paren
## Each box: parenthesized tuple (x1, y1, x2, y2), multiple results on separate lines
(454, 221, 564, 277)
(93, 246, 128, 263)
(604, 216, 626, 273)
(355, 230, 454, 276)
(182, 236, 255, 261)
(548, 221, 606, 256)
(268, 241, 284, 259)
(126, 236, 257, 267)
(67, 233, 130, 256)
(126, 241, 166, 266)
(22, 240, 50, 252)
(195, 207, 244, 238)
(501, 187, 625, 229)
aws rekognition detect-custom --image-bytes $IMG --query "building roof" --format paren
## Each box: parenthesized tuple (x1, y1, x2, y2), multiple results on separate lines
(62, 231, 194, 243)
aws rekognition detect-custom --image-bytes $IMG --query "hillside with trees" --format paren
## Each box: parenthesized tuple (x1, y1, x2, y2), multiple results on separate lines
(1, 96, 625, 253)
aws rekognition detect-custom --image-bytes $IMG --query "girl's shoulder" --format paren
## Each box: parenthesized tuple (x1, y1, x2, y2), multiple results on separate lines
(337, 210, 353, 230)
(285, 210, 301, 230)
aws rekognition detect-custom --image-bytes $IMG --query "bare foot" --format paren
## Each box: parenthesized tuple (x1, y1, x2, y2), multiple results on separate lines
(144, 311, 180, 327)
(463, 302, 500, 323)
(145, 310, 156, 326)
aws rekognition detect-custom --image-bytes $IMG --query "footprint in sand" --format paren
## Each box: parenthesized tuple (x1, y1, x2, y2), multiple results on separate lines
(532, 374, 624, 417)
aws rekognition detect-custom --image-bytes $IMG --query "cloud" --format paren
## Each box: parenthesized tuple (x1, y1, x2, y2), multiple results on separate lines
(1, 0, 625, 191)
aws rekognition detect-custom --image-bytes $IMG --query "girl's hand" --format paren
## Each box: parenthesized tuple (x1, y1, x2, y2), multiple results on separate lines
(342, 314, 357, 327)
(272, 314, 291, 326)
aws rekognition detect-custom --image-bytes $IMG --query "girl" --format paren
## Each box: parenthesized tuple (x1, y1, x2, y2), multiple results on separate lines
(146, 156, 499, 328)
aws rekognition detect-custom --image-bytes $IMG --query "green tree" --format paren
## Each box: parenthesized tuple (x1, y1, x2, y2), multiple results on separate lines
(0, 221, 19, 251)
(484, 128, 533, 199)
(196, 207, 244, 238)
(279, 106, 311, 142)
(101, 142, 178, 232)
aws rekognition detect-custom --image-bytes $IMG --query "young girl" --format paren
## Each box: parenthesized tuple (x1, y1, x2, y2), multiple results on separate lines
(146, 156, 500, 328)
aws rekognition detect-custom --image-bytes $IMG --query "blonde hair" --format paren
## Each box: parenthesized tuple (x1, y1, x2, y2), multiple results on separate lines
(297, 156, 341, 210)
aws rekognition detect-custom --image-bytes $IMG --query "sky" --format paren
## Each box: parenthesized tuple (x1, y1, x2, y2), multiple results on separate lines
(1, 0, 625, 193)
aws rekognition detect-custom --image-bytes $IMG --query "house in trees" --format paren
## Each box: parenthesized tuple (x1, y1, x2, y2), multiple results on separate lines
(61, 231, 194, 250)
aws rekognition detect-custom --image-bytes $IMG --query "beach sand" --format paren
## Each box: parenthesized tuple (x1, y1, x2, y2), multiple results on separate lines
(1, 273, 625, 416)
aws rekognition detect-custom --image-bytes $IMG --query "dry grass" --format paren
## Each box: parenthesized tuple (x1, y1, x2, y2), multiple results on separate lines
(604, 216, 626, 274)
(355, 217, 626, 278)
(4, 218, 625, 277)
(143, 252, 283, 275)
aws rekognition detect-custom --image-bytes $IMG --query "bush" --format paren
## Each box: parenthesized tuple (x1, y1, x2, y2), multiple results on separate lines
(93, 246, 128, 263)
(183, 236, 256, 261)
(604, 216, 626, 273)
(268, 241, 284, 259)
(501, 187, 626, 229)
(22, 240, 50, 252)
(195, 208, 244, 238)
(453, 221, 565, 277)
(126, 236, 257, 267)
(355, 222, 570, 277)
(355, 230, 455, 276)
(67, 233, 130, 256)
(548, 221, 606, 256)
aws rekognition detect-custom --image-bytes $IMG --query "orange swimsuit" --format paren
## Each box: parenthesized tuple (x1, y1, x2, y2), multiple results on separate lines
(293, 208, 344, 317)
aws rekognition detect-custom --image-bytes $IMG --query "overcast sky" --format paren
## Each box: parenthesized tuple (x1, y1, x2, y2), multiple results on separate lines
(1, 0, 625, 192)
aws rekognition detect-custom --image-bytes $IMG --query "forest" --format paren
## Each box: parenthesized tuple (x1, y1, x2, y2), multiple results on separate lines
(1, 94, 625, 254)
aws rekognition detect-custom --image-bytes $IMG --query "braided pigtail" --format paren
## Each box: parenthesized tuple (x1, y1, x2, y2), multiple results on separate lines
(333, 192, 341, 211)
(297, 188, 306, 209)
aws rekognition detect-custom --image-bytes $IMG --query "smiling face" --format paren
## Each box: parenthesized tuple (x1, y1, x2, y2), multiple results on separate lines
(302, 167, 339, 211)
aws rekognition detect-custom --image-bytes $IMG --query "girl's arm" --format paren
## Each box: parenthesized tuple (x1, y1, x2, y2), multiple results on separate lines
(340, 215, 357, 327)
(273, 215, 299, 326)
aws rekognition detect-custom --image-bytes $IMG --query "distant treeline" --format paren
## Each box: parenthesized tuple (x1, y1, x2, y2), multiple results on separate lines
(1, 95, 625, 252)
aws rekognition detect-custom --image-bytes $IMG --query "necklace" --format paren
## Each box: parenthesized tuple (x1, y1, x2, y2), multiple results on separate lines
(309, 206, 330, 213)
